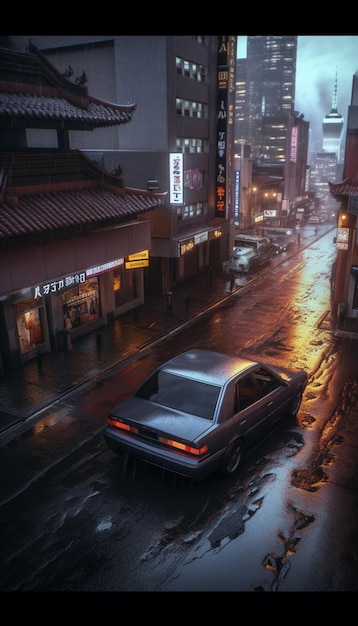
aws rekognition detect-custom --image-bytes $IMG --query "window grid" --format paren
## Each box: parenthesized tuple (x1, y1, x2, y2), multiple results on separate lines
(176, 57, 207, 83)
(176, 137, 204, 154)
(176, 98, 205, 119)
(181, 202, 206, 219)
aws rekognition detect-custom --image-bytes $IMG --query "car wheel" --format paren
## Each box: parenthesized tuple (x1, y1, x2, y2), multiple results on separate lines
(220, 440, 242, 476)
(290, 390, 303, 418)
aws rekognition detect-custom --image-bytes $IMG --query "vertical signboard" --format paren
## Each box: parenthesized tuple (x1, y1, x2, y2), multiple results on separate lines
(290, 125, 298, 163)
(234, 169, 240, 226)
(215, 36, 236, 220)
(169, 153, 183, 204)
(215, 36, 229, 219)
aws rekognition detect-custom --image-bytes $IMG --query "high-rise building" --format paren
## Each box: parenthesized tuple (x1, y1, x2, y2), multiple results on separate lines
(245, 36, 297, 166)
(322, 71, 344, 160)
(234, 35, 309, 228)
(309, 74, 344, 215)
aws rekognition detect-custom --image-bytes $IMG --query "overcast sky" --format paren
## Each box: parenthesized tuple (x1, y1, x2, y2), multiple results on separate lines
(237, 35, 358, 154)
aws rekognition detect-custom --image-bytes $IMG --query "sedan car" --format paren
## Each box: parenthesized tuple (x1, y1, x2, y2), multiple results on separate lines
(104, 349, 308, 481)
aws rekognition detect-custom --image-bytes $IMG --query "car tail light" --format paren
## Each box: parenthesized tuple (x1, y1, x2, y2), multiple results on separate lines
(158, 436, 208, 456)
(107, 417, 138, 434)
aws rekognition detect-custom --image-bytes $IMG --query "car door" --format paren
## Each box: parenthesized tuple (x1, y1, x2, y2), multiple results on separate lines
(233, 373, 271, 444)
(251, 366, 291, 425)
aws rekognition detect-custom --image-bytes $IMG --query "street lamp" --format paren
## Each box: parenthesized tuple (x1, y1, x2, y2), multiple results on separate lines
(249, 186, 258, 228)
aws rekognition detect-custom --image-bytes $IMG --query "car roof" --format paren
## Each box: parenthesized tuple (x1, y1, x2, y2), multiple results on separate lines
(161, 349, 257, 386)
(234, 234, 265, 242)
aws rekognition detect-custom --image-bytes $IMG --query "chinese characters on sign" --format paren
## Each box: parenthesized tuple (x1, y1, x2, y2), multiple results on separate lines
(215, 36, 229, 219)
(170, 153, 183, 204)
(34, 273, 86, 299)
(33, 259, 125, 298)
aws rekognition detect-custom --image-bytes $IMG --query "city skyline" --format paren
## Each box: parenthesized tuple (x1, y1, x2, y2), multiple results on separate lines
(237, 35, 358, 154)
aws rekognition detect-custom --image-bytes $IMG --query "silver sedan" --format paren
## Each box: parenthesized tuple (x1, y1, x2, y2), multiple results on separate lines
(104, 349, 308, 481)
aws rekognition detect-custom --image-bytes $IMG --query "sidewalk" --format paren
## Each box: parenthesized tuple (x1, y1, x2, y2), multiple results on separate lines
(0, 266, 234, 444)
(0, 224, 356, 446)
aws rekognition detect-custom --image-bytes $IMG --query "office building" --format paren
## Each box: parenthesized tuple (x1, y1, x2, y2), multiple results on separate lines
(9, 36, 236, 296)
(244, 36, 297, 167)
(234, 36, 309, 228)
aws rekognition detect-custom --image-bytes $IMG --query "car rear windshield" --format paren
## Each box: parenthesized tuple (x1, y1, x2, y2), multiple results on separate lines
(135, 371, 221, 420)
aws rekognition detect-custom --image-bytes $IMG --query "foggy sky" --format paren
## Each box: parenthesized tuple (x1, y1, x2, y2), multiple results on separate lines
(237, 35, 358, 155)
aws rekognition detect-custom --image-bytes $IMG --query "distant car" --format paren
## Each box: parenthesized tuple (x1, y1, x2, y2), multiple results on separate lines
(104, 349, 308, 481)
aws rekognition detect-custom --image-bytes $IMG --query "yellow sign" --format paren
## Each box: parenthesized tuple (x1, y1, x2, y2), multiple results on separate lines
(127, 250, 149, 261)
(125, 259, 149, 269)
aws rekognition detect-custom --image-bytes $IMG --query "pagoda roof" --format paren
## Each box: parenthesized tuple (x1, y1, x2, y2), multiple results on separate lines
(329, 178, 358, 198)
(0, 42, 136, 129)
(0, 150, 167, 242)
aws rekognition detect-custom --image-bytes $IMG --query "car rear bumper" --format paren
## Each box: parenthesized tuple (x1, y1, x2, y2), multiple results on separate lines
(103, 426, 222, 481)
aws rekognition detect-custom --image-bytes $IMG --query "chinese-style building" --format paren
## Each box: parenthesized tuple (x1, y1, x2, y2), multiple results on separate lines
(329, 72, 358, 331)
(0, 42, 166, 371)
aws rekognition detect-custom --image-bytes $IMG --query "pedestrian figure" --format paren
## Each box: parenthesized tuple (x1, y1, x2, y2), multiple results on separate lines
(166, 291, 173, 315)
(184, 292, 190, 315)
(230, 273, 235, 292)
(314, 226, 318, 235)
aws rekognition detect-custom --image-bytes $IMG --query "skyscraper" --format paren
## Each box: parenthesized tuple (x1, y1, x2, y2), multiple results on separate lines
(234, 35, 309, 229)
(245, 35, 297, 166)
(322, 71, 344, 160)
(310, 73, 344, 214)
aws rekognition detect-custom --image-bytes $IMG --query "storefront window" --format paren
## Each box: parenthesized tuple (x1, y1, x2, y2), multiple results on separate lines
(113, 267, 137, 307)
(16, 298, 45, 355)
(61, 277, 100, 330)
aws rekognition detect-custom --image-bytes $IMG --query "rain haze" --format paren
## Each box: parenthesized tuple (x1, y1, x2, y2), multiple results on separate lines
(237, 35, 358, 159)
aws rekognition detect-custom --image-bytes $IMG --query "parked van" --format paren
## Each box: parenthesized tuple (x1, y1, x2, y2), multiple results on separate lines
(228, 233, 274, 273)
(262, 227, 296, 253)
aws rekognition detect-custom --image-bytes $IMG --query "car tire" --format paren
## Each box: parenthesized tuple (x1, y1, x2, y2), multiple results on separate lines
(289, 390, 303, 418)
(220, 440, 242, 476)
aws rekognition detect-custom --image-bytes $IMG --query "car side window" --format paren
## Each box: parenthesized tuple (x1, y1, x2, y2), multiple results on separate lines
(253, 367, 281, 396)
(236, 375, 262, 411)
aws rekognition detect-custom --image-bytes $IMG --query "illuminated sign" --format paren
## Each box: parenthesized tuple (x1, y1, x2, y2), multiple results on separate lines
(125, 249, 150, 269)
(127, 250, 149, 261)
(34, 272, 86, 298)
(234, 170, 240, 225)
(290, 125, 298, 163)
(194, 231, 208, 245)
(215, 36, 229, 219)
(86, 258, 124, 277)
(125, 259, 149, 269)
(336, 228, 349, 250)
(169, 153, 183, 204)
(33, 259, 125, 298)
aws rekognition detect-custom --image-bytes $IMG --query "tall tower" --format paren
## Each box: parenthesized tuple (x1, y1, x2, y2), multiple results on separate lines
(245, 35, 297, 165)
(322, 71, 344, 161)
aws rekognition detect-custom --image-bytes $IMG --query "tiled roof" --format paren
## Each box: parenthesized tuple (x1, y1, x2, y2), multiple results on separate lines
(0, 92, 135, 127)
(0, 45, 167, 244)
(0, 186, 166, 240)
(329, 178, 358, 198)
(0, 44, 136, 128)
(0, 151, 167, 241)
